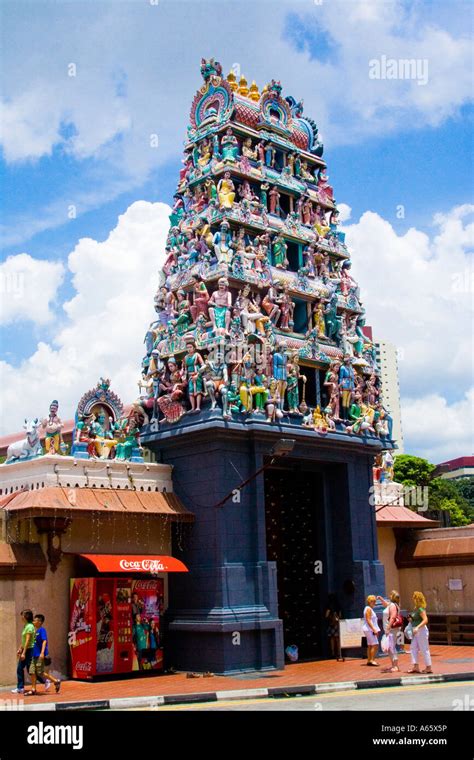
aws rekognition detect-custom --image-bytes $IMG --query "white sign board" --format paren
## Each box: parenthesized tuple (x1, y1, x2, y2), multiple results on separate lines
(339, 618, 364, 648)
(448, 578, 463, 591)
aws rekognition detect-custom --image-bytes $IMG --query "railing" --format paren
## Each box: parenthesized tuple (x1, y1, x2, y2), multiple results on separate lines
(427, 613, 474, 646)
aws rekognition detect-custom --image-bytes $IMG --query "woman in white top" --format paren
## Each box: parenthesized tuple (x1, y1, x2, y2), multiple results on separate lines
(377, 591, 402, 672)
(362, 595, 380, 666)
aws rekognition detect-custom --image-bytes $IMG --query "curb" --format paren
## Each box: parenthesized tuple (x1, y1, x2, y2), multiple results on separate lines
(7, 670, 474, 711)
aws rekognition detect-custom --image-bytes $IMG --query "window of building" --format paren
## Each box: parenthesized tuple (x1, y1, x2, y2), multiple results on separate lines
(293, 299, 310, 334)
(279, 192, 291, 217)
(286, 240, 301, 272)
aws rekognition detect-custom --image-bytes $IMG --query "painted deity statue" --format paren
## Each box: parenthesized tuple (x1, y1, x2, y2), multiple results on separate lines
(190, 275, 210, 322)
(273, 233, 288, 269)
(313, 302, 326, 337)
(324, 292, 341, 342)
(317, 168, 333, 201)
(272, 342, 288, 410)
(157, 357, 186, 424)
(213, 220, 234, 266)
(314, 204, 330, 238)
(277, 283, 295, 331)
(241, 365, 268, 414)
(41, 399, 65, 454)
(221, 127, 239, 162)
(242, 136, 257, 161)
(204, 177, 217, 204)
(300, 160, 314, 181)
(115, 415, 142, 461)
(235, 284, 269, 336)
(286, 360, 306, 414)
(183, 340, 205, 413)
(264, 379, 284, 423)
(338, 356, 355, 421)
(202, 351, 230, 417)
(339, 261, 360, 300)
(194, 138, 212, 167)
(264, 142, 275, 167)
(174, 289, 192, 334)
(259, 182, 270, 208)
(89, 409, 118, 459)
(208, 277, 232, 334)
(217, 171, 236, 209)
(323, 361, 341, 421)
(262, 283, 282, 325)
(346, 392, 375, 435)
(269, 186, 280, 216)
(238, 180, 257, 203)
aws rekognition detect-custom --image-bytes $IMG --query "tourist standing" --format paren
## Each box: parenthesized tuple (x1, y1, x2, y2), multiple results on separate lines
(377, 591, 403, 672)
(324, 594, 342, 659)
(407, 591, 433, 674)
(362, 595, 380, 666)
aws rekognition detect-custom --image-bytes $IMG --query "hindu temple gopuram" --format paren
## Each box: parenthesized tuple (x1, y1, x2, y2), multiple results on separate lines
(134, 58, 393, 671)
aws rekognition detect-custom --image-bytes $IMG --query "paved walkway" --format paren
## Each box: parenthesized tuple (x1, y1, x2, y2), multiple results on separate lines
(2, 645, 473, 708)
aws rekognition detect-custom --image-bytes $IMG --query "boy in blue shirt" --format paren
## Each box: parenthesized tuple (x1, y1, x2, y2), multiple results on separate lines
(25, 614, 61, 696)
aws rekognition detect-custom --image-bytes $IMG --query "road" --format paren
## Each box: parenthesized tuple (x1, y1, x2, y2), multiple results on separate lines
(124, 681, 474, 711)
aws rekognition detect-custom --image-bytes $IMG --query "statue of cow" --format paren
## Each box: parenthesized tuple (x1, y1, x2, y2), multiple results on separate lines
(5, 418, 43, 464)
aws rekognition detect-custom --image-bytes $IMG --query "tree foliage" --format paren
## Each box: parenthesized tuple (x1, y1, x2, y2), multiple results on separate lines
(394, 455, 472, 526)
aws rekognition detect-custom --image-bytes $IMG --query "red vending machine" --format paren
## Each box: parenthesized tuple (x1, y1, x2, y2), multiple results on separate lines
(69, 577, 164, 679)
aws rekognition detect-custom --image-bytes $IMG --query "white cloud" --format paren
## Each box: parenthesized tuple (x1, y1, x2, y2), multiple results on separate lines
(343, 204, 474, 401)
(0, 201, 169, 434)
(0, 253, 64, 325)
(1, 0, 471, 167)
(1, 1, 472, 248)
(339, 201, 473, 459)
(337, 203, 352, 223)
(401, 389, 474, 463)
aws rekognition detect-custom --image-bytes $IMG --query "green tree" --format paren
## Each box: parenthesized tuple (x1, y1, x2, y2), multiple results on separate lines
(393, 455, 472, 526)
(393, 455, 435, 486)
(452, 477, 474, 521)
(428, 478, 471, 526)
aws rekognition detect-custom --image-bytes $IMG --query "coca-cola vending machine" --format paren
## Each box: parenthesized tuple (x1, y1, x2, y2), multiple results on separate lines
(69, 577, 164, 679)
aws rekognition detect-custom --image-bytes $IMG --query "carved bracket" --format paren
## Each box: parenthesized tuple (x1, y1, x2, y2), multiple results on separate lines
(34, 516, 72, 573)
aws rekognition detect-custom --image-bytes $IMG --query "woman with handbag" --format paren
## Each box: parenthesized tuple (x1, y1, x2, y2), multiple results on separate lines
(377, 591, 403, 672)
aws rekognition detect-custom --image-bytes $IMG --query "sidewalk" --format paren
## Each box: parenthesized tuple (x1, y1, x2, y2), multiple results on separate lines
(2, 645, 473, 710)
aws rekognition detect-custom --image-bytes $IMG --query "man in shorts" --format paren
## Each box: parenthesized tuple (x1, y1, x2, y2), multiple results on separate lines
(25, 614, 61, 695)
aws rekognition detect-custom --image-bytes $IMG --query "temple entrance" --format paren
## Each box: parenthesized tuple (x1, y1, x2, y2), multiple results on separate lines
(264, 463, 325, 660)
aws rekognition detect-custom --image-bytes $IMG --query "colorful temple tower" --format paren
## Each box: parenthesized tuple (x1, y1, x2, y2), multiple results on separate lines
(138, 58, 392, 672)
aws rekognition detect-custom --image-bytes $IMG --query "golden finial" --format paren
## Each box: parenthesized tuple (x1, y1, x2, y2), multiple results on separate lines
(249, 80, 260, 102)
(238, 74, 249, 97)
(227, 70, 238, 92)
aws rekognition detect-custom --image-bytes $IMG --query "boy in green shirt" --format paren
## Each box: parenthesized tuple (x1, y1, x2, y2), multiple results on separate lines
(12, 609, 35, 693)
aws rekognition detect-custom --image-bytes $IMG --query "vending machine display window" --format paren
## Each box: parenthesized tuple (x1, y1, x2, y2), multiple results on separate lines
(69, 577, 165, 679)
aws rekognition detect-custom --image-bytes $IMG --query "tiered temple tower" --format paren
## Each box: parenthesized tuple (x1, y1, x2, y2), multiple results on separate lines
(138, 58, 391, 672)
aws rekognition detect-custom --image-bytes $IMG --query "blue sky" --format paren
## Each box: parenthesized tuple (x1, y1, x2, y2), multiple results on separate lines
(0, 0, 473, 460)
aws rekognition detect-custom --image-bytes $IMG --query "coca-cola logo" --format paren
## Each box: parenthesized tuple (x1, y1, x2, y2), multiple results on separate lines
(119, 559, 165, 572)
(75, 661, 92, 672)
